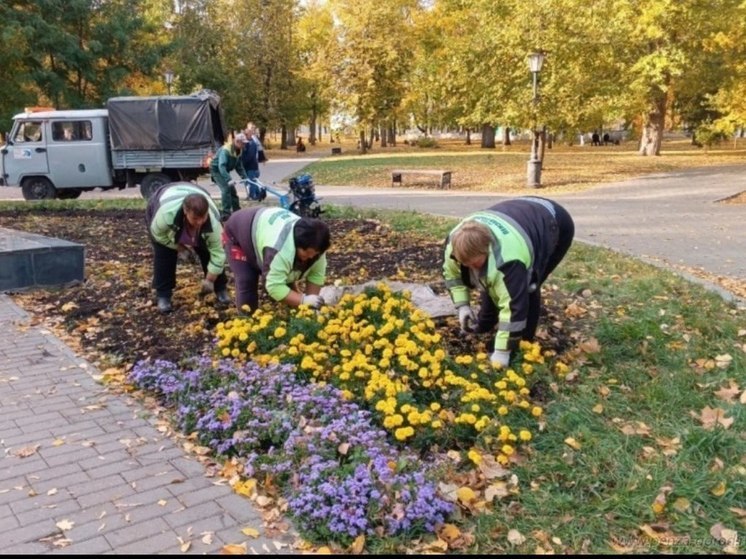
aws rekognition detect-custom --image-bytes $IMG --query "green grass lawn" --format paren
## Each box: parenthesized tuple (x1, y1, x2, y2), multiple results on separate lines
(326, 206, 745, 555)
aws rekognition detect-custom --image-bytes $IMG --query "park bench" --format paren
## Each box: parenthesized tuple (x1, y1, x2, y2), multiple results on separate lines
(391, 169, 452, 189)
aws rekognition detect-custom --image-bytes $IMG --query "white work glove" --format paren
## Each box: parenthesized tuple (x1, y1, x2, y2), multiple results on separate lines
(490, 349, 512, 369)
(457, 305, 477, 334)
(200, 279, 215, 295)
(301, 294, 324, 309)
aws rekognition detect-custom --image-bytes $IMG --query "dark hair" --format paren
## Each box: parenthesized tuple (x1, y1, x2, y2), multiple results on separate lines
(183, 193, 209, 217)
(294, 218, 331, 253)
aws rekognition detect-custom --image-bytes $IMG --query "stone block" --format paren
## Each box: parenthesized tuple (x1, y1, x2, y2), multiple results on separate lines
(0, 228, 84, 291)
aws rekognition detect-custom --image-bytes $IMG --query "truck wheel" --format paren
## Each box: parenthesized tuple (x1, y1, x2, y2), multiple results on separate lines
(57, 189, 83, 199)
(140, 173, 172, 199)
(21, 177, 56, 200)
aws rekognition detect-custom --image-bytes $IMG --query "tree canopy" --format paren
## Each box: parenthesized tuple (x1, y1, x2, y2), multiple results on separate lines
(2, 0, 744, 154)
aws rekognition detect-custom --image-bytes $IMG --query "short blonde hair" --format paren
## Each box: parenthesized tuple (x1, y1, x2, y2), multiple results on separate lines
(451, 221, 492, 263)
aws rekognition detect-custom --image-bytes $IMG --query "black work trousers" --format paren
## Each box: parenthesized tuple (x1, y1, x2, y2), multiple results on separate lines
(480, 201, 575, 350)
(151, 241, 227, 298)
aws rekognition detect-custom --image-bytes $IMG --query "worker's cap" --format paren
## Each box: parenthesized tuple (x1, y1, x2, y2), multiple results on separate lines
(234, 133, 248, 143)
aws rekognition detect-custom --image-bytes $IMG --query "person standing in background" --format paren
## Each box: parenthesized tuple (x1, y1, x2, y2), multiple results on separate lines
(241, 122, 267, 182)
(210, 133, 249, 221)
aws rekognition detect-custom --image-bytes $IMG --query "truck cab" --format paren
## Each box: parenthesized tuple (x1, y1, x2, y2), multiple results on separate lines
(1, 109, 112, 199)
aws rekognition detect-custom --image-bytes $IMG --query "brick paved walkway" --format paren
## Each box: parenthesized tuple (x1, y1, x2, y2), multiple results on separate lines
(0, 294, 294, 554)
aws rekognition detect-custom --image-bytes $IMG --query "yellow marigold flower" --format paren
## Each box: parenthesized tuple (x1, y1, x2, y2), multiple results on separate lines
(470, 404, 480, 413)
(519, 430, 532, 441)
(430, 402, 441, 412)
(495, 380, 507, 390)
(497, 405, 509, 416)
(522, 363, 534, 375)
(501, 444, 515, 456)
(467, 449, 482, 465)
(518, 400, 530, 409)
(431, 420, 443, 429)
(222, 347, 231, 357)
(394, 426, 415, 441)
(531, 406, 543, 417)
(496, 453, 509, 465)
(386, 414, 404, 428)
(231, 348, 240, 358)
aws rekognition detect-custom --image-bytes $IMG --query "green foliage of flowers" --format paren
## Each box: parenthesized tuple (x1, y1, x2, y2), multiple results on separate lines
(216, 283, 565, 466)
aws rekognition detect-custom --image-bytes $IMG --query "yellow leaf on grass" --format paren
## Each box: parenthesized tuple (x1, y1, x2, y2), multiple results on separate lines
(438, 523, 462, 543)
(714, 381, 741, 403)
(673, 497, 691, 512)
(456, 486, 477, 505)
(711, 482, 727, 496)
(507, 529, 526, 545)
(639, 524, 679, 546)
(241, 527, 259, 538)
(579, 337, 601, 353)
(484, 481, 510, 502)
(315, 546, 333, 554)
(61, 302, 78, 312)
(564, 437, 581, 450)
(691, 406, 734, 430)
(592, 404, 604, 414)
(714, 354, 733, 369)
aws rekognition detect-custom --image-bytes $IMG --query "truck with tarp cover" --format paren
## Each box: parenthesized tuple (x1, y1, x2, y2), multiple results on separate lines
(0, 91, 227, 200)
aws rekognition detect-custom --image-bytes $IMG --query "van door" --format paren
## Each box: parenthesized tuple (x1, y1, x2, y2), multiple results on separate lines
(47, 118, 112, 188)
(3, 119, 49, 186)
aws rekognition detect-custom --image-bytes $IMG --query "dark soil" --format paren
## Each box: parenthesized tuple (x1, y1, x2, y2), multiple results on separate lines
(0, 209, 572, 368)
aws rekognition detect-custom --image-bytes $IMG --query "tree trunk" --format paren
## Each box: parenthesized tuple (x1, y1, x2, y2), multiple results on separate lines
(318, 123, 323, 143)
(308, 112, 317, 145)
(480, 124, 496, 148)
(502, 126, 511, 146)
(639, 92, 667, 156)
(380, 124, 387, 147)
(368, 128, 375, 149)
(466, 128, 471, 145)
(388, 124, 396, 146)
(280, 124, 288, 150)
(358, 129, 367, 154)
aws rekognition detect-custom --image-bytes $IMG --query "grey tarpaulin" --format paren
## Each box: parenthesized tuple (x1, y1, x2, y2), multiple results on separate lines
(106, 90, 227, 151)
(319, 280, 455, 318)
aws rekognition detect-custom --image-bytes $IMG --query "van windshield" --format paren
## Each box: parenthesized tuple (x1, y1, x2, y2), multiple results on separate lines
(13, 121, 43, 143)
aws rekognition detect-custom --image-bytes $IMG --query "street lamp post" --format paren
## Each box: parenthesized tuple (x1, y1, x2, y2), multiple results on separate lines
(164, 69, 174, 95)
(526, 51, 545, 188)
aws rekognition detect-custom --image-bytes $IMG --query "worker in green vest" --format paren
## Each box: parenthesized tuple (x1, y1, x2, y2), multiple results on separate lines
(443, 197, 575, 368)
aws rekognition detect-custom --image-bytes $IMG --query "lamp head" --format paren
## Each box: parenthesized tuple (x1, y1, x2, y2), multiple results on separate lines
(527, 51, 545, 73)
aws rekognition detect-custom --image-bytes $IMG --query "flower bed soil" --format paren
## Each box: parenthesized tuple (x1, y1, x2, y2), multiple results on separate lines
(0, 208, 572, 368)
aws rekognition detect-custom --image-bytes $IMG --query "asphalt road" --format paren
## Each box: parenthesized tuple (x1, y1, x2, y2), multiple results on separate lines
(315, 165, 746, 289)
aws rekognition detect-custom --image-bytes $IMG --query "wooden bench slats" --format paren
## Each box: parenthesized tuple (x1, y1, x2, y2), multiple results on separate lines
(391, 170, 452, 189)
